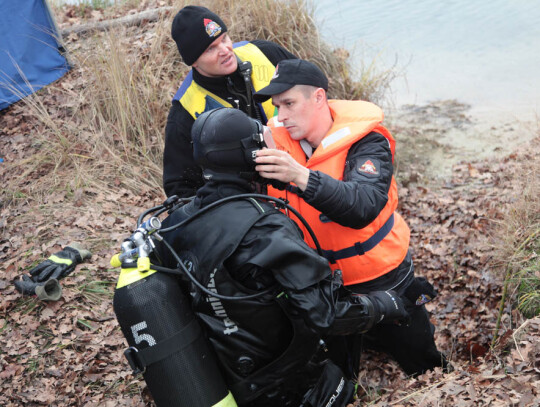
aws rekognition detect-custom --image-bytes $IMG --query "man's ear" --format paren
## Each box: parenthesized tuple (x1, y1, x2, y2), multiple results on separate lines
(314, 88, 327, 106)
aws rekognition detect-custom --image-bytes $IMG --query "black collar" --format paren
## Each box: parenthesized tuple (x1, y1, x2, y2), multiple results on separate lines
(195, 174, 256, 207)
(192, 63, 246, 97)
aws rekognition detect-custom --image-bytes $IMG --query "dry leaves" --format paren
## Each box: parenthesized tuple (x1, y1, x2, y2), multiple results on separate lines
(1, 1, 539, 406)
(355, 140, 540, 406)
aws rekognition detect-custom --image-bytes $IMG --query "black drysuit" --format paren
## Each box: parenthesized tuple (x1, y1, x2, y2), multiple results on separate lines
(153, 176, 388, 406)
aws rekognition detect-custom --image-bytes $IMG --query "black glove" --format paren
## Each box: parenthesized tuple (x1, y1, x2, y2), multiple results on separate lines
(14, 243, 91, 301)
(14, 276, 62, 301)
(369, 290, 410, 325)
(28, 243, 91, 282)
(403, 276, 437, 308)
(300, 360, 355, 407)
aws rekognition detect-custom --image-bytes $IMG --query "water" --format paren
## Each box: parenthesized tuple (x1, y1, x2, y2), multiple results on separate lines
(313, 0, 540, 118)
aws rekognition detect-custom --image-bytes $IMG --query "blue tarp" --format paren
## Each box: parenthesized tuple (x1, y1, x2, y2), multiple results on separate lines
(0, 0, 71, 110)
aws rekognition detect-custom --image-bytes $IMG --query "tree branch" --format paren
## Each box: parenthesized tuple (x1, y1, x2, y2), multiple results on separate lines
(60, 7, 173, 37)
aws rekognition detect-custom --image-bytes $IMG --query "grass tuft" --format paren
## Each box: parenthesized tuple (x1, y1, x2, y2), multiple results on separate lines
(491, 135, 540, 343)
(78, 279, 115, 304)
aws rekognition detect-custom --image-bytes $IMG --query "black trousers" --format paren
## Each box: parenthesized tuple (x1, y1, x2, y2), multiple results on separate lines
(344, 251, 449, 377)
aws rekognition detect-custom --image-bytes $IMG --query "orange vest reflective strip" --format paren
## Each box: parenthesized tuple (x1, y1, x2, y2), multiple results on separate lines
(267, 100, 410, 285)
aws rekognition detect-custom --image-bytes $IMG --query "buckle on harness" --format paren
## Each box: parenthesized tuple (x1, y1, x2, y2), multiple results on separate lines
(354, 242, 365, 255)
(124, 346, 146, 374)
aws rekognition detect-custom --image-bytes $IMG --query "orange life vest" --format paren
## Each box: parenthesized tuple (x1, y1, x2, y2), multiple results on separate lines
(267, 100, 410, 285)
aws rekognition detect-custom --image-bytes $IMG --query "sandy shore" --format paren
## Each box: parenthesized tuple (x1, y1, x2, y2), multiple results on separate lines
(384, 99, 538, 184)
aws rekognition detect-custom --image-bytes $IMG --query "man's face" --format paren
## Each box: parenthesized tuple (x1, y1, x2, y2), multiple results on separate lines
(271, 86, 319, 146)
(192, 33, 237, 77)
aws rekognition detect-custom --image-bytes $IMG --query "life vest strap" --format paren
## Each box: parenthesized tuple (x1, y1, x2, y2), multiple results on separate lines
(322, 213, 395, 264)
(286, 185, 300, 194)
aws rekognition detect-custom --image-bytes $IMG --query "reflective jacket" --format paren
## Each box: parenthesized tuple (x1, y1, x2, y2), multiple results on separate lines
(172, 41, 276, 122)
(268, 100, 410, 285)
(164, 40, 296, 198)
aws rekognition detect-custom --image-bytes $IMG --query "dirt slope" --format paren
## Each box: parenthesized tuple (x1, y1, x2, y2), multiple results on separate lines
(1, 3, 538, 406)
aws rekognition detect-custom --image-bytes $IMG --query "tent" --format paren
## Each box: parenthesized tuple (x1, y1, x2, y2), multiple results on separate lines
(0, 0, 71, 110)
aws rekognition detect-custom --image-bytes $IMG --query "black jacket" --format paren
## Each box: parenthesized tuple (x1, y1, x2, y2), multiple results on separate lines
(299, 131, 394, 229)
(163, 40, 297, 198)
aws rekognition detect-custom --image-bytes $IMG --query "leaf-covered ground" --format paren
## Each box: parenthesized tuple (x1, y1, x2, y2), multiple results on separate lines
(1, 3, 539, 406)
(355, 150, 540, 406)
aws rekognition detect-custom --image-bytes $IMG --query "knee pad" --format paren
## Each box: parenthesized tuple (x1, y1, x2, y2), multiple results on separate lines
(300, 360, 355, 407)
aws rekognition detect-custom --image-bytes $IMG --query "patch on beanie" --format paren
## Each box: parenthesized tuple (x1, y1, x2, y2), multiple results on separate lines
(204, 18, 222, 38)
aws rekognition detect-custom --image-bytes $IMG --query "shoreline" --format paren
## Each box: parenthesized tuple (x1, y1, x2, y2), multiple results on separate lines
(384, 99, 538, 183)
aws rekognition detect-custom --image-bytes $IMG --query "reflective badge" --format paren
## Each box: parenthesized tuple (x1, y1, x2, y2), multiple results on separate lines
(204, 18, 222, 38)
(415, 293, 433, 306)
(358, 159, 379, 175)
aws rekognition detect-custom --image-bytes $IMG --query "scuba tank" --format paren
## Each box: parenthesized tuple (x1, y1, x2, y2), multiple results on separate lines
(110, 193, 327, 406)
(111, 217, 237, 407)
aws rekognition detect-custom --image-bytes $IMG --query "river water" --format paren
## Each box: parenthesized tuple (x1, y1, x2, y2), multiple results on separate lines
(313, 0, 540, 120)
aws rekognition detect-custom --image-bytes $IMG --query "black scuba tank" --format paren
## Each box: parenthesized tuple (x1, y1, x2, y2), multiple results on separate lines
(113, 266, 237, 407)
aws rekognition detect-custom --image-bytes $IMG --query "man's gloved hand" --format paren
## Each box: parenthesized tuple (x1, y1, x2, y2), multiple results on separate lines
(369, 290, 410, 325)
(28, 243, 92, 282)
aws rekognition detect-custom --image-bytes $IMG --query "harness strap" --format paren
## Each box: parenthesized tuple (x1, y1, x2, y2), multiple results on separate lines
(322, 214, 395, 264)
(229, 296, 322, 403)
(286, 184, 301, 194)
(123, 318, 201, 374)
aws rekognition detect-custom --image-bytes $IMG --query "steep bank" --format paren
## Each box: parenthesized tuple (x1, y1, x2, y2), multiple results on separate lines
(1, 1, 538, 406)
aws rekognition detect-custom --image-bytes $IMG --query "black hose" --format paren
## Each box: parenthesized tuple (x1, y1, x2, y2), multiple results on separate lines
(135, 193, 323, 302)
(157, 238, 277, 302)
(158, 193, 323, 256)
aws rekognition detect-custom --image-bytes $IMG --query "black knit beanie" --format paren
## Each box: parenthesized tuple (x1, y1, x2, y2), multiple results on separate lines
(171, 6, 228, 66)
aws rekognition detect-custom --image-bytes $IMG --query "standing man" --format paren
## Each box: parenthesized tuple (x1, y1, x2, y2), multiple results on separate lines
(164, 5, 297, 198)
(253, 59, 450, 377)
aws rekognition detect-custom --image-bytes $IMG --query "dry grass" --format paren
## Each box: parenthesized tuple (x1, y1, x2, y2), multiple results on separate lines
(1, 0, 395, 204)
(491, 135, 540, 341)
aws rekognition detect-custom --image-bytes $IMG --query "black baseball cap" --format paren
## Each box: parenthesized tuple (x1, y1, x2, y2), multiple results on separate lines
(254, 59, 328, 102)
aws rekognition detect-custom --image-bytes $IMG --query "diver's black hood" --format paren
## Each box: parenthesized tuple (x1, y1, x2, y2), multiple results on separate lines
(191, 107, 264, 175)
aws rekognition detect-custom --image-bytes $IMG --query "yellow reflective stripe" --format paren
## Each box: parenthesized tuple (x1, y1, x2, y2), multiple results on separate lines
(116, 267, 157, 289)
(212, 392, 237, 407)
(181, 81, 232, 119)
(49, 255, 73, 265)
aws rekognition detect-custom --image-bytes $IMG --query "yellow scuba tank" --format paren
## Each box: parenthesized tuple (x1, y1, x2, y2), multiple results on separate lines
(111, 217, 237, 407)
